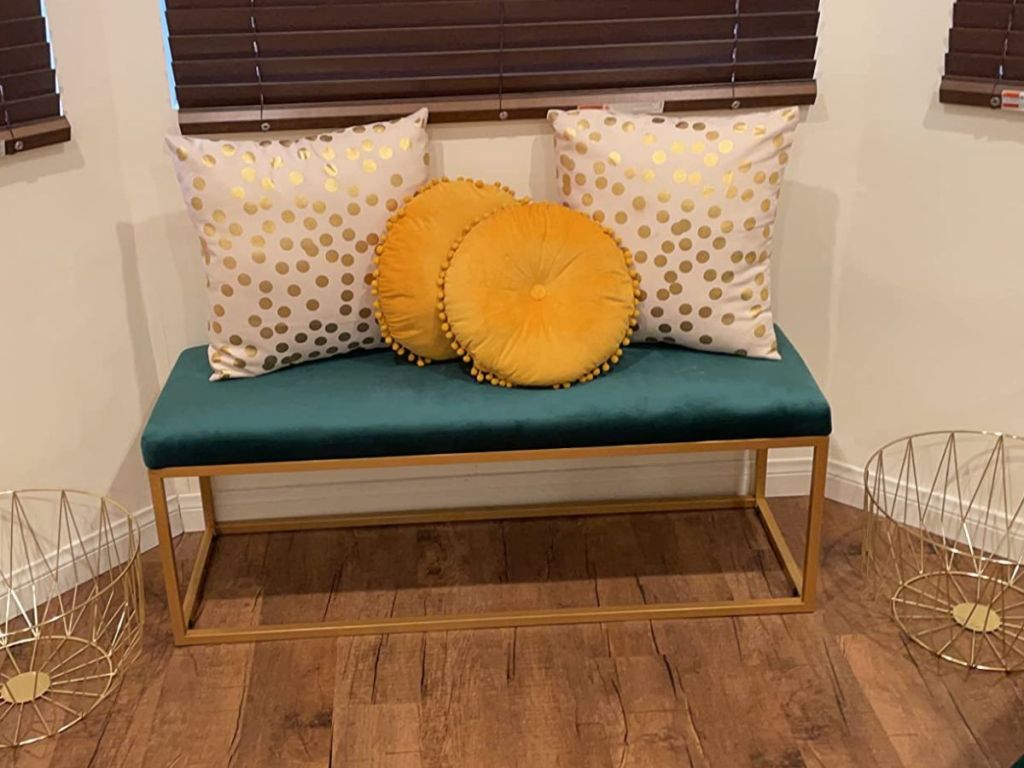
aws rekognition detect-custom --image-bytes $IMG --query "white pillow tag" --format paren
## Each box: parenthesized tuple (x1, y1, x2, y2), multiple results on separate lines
(1001, 90, 1023, 111)
(604, 101, 667, 115)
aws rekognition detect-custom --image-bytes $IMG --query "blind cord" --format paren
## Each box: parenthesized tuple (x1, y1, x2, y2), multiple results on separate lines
(731, 0, 741, 109)
(250, 0, 267, 128)
(994, 0, 1019, 105)
(0, 83, 14, 143)
(498, 0, 507, 119)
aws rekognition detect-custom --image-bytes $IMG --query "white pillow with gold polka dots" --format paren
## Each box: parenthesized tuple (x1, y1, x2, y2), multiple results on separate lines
(549, 107, 798, 359)
(167, 109, 430, 379)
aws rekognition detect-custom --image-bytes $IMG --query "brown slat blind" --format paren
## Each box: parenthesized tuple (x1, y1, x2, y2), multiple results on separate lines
(942, 0, 1024, 108)
(164, 0, 821, 134)
(0, 0, 70, 155)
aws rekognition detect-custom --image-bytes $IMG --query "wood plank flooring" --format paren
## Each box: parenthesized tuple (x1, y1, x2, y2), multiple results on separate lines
(3, 498, 1023, 767)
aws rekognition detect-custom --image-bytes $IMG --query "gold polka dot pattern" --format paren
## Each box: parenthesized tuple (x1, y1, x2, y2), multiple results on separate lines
(167, 108, 430, 379)
(549, 107, 799, 360)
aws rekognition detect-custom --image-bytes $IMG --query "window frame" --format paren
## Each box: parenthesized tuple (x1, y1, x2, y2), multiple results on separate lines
(163, 0, 822, 135)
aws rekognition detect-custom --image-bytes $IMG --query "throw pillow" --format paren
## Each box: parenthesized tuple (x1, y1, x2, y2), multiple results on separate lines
(373, 178, 517, 364)
(441, 202, 639, 388)
(167, 108, 430, 379)
(549, 107, 799, 359)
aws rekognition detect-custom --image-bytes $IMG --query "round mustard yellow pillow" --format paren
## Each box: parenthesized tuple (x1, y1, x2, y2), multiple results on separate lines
(441, 202, 640, 388)
(373, 178, 517, 364)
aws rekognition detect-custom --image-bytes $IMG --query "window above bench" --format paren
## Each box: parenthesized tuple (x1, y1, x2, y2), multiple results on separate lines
(0, 0, 70, 156)
(163, 0, 821, 135)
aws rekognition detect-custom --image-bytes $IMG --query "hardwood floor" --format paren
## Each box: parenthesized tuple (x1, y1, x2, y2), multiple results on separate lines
(4, 498, 1024, 767)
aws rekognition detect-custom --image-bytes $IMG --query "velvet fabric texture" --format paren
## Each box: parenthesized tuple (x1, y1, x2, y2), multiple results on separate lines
(441, 202, 638, 387)
(142, 327, 830, 469)
(374, 178, 518, 364)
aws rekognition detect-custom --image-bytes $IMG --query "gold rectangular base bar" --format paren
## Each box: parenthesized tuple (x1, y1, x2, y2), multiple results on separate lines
(149, 436, 829, 646)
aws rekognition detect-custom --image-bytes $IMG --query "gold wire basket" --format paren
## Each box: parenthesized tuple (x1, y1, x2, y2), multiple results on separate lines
(864, 431, 1024, 672)
(0, 490, 144, 747)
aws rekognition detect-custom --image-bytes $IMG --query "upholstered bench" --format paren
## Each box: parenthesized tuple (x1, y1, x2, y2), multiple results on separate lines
(143, 326, 831, 646)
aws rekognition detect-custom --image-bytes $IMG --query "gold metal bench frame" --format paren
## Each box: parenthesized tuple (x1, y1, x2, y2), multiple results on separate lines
(149, 435, 829, 646)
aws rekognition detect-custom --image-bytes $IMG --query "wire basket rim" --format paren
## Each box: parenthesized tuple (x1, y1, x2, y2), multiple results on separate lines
(862, 429, 1024, 514)
(0, 489, 142, 632)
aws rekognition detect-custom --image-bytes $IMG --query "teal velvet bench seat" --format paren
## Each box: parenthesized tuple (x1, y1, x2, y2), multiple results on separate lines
(143, 326, 831, 646)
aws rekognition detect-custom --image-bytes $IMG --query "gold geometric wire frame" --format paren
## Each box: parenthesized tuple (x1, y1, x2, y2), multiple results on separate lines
(864, 431, 1024, 672)
(0, 490, 144, 747)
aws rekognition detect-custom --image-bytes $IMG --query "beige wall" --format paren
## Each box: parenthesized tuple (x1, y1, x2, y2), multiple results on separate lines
(1, 0, 1022, 514)
(820, 0, 1024, 462)
(0, 0, 199, 510)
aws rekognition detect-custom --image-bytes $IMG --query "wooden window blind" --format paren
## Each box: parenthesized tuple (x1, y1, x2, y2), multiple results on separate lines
(942, 0, 1023, 108)
(164, 0, 821, 135)
(0, 0, 70, 155)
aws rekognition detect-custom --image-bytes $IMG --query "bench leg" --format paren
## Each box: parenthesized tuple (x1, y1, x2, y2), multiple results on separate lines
(754, 447, 769, 499)
(149, 473, 187, 644)
(751, 438, 829, 608)
(180, 478, 217, 629)
(801, 439, 829, 607)
(150, 473, 219, 646)
(199, 476, 216, 531)
(752, 449, 803, 599)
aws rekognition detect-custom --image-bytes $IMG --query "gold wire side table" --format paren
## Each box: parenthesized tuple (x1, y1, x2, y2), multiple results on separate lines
(0, 490, 144, 747)
(864, 431, 1024, 672)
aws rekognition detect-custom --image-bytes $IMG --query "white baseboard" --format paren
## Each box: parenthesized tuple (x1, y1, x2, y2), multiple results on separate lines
(173, 451, 855, 531)
(821, 459, 866, 508)
(152, 453, 1024, 561)
(131, 491, 205, 540)
(208, 451, 823, 523)
(175, 492, 206, 532)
